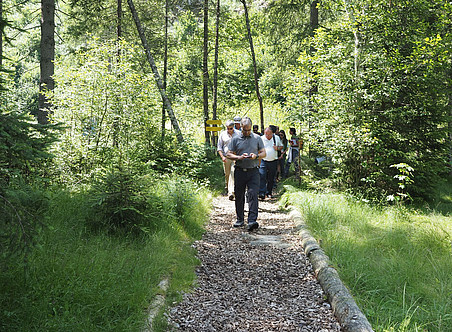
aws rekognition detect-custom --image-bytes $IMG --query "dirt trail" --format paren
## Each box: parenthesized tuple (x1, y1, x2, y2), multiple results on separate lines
(167, 195, 341, 331)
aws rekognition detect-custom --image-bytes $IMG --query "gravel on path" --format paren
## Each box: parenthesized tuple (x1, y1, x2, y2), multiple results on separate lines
(167, 195, 342, 331)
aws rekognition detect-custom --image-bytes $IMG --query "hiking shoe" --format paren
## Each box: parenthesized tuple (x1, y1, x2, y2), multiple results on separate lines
(247, 221, 259, 231)
(228, 194, 235, 201)
(233, 220, 244, 228)
(258, 195, 265, 200)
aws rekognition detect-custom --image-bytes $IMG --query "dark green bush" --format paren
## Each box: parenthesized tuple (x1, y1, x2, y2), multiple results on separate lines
(87, 166, 150, 234)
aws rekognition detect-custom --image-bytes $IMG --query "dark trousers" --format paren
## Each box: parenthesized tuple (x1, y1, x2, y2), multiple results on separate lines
(259, 160, 278, 196)
(283, 149, 299, 178)
(234, 168, 260, 224)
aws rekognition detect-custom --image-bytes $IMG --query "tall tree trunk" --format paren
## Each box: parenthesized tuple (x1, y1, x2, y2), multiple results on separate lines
(203, 0, 210, 145)
(344, 0, 361, 79)
(112, 0, 122, 148)
(127, 0, 183, 143)
(162, 0, 169, 140)
(117, 0, 122, 49)
(449, 91, 452, 175)
(211, 0, 220, 147)
(38, 0, 55, 125)
(308, 0, 318, 158)
(343, 0, 361, 79)
(0, 0, 3, 68)
(241, 0, 264, 132)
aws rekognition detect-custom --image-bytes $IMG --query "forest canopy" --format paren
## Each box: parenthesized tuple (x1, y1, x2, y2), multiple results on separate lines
(0, 0, 451, 200)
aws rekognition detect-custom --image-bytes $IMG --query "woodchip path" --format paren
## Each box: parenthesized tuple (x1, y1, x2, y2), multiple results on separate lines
(167, 195, 342, 331)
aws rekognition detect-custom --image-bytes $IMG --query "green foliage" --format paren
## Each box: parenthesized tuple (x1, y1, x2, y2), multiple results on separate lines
(285, 0, 451, 201)
(88, 166, 149, 234)
(0, 110, 58, 183)
(50, 38, 164, 182)
(0, 181, 48, 261)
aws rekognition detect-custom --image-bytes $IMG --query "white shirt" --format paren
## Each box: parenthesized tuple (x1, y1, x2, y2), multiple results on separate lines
(261, 134, 282, 161)
(217, 129, 240, 154)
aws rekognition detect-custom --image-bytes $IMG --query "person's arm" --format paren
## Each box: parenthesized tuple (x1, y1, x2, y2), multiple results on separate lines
(227, 150, 244, 160)
(275, 135, 283, 151)
(218, 150, 227, 162)
(257, 147, 266, 160)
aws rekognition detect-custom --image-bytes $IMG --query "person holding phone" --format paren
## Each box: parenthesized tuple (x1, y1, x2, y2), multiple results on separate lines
(227, 117, 266, 231)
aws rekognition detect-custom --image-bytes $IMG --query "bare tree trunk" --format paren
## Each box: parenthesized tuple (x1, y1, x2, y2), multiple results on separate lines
(38, 0, 55, 125)
(127, 0, 183, 143)
(211, 0, 220, 147)
(162, 0, 169, 140)
(112, 0, 122, 148)
(241, 0, 264, 132)
(117, 0, 122, 51)
(343, 0, 361, 79)
(449, 91, 452, 175)
(307, 0, 318, 159)
(203, 0, 210, 145)
(0, 0, 3, 68)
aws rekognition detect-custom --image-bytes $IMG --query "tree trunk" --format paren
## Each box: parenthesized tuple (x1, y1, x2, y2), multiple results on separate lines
(343, 0, 361, 79)
(0, 0, 3, 68)
(203, 0, 210, 145)
(117, 0, 122, 49)
(241, 0, 264, 133)
(38, 0, 55, 125)
(112, 0, 122, 148)
(127, 0, 183, 143)
(307, 0, 318, 159)
(449, 91, 452, 175)
(162, 0, 169, 140)
(211, 0, 220, 147)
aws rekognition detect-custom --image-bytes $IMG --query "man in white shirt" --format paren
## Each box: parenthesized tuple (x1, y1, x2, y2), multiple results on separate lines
(217, 120, 240, 200)
(259, 127, 283, 199)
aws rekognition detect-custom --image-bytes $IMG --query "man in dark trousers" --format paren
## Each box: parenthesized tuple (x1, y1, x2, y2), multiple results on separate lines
(227, 117, 266, 231)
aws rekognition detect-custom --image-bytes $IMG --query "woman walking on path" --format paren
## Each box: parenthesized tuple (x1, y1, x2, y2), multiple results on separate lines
(276, 129, 288, 182)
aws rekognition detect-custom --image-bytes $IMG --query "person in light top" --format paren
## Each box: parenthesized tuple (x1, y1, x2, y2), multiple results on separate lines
(259, 127, 283, 199)
(217, 120, 240, 200)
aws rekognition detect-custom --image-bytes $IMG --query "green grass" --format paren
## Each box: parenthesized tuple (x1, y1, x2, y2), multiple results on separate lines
(1, 179, 210, 331)
(281, 179, 452, 332)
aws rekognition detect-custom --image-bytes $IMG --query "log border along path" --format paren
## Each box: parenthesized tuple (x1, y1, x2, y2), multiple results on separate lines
(166, 195, 373, 331)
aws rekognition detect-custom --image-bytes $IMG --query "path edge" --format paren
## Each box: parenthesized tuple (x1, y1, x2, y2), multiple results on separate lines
(288, 208, 374, 332)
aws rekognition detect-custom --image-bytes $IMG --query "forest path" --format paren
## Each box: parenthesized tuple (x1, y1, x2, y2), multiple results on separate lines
(167, 195, 341, 331)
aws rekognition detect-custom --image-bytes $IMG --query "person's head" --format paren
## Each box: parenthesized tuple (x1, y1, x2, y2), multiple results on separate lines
(275, 126, 280, 135)
(233, 116, 242, 130)
(279, 129, 286, 140)
(252, 124, 259, 134)
(225, 120, 235, 134)
(269, 125, 277, 134)
(241, 117, 252, 137)
(289, 127, 296, 135)
(264, 127, 273, 140)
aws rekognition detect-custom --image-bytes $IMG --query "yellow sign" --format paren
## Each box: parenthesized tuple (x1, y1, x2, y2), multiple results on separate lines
(205, 127, 222, 131)
(206, 119, 222, 125)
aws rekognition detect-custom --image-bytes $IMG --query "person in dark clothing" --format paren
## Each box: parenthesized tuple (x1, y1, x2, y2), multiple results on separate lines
(276, 129, 288, 182)
(227, 117, 266, 231)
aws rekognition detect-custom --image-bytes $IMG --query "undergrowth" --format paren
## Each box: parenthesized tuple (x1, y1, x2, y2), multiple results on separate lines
(0, 175, 210, 331)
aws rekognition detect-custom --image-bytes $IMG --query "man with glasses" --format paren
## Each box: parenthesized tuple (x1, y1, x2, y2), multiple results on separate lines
(227, 117, 266, 231)
(218, 120, 240, 200)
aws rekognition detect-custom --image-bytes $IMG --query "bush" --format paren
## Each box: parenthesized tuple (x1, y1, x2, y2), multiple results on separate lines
(87, 166, 150, 234)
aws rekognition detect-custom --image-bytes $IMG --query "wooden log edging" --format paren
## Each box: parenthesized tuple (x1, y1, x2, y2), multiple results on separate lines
(289, 208, 374, 332)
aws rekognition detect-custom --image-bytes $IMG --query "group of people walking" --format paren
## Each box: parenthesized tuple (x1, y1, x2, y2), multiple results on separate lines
(217, 116, 302, 231)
